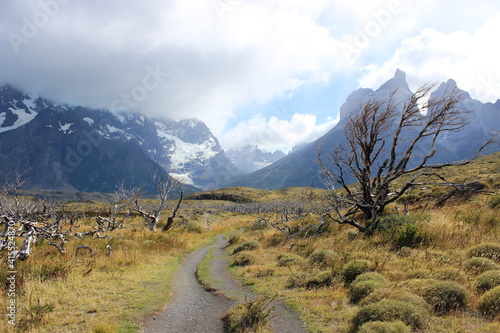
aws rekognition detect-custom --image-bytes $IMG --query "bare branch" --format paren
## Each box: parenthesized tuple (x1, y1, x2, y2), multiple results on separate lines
(318, 84, 494, 232)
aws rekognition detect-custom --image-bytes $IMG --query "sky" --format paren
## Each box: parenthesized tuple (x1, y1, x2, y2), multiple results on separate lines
(1, 0, 499, 153)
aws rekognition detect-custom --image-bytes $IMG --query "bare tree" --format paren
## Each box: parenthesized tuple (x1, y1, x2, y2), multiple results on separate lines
(126, 174, 183, 231)
(318, 84, 495, 232)
(0, 175, 75, 260)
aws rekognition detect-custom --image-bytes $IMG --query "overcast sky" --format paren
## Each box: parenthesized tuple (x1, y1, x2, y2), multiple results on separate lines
(1, 0, 499, 152)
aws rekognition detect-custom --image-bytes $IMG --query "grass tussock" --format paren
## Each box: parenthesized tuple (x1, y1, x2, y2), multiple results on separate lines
(224, 154, 500, 332)
(222, 296, 274, 333)
(476, 270, 500, 292)
(478, 285, 500, 317)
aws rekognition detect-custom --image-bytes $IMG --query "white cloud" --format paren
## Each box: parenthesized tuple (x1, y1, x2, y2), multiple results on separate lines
(0, 0, 344, 136)
(220, 113, 339, 152)
(1, 0, 498, 146)
(358, 13, 500, 102)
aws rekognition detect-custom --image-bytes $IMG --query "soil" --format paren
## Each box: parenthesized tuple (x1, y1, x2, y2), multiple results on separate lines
(141, 234, 307, 333)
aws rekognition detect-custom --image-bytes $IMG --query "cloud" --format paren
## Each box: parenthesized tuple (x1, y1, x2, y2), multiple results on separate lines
(358, 13, 500, 102)
(220, 113, 339, 152)
(1, 0, 497, 150)
(0, 0, 345, 135)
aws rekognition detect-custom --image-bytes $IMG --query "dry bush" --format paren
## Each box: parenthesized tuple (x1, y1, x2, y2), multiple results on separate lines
(305, 271, 335, 289)
(351, 299, 430, 332)
(277, 253, 303, 267)
(478, 285, 500, 317)
(223, 296, 274, 333)
(349, 273, 388, 304)
(464, 257, 500, 275)
(360, 287, 430, 311)
(405, 279, 469, 313)
(476, 270, 500, 293)
(231, 252, 259, 267)
(467, 243, 500, 262)
(232, 240, 262, 254)
(358, 320, 411, 333)
(342, 259, 375, 284)
(349, 280, 385, 304)
(309, 249, 338, 267)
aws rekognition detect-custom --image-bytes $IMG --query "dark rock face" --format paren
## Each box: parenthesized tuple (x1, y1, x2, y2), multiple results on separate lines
(0, 85, 241, 192)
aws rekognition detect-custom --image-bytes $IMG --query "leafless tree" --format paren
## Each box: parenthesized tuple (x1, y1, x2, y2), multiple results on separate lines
(0, 175, 107, 261)
(125, 174, 183, 231)
(0, 175, 74, 260)
(318, 84, 495, 232)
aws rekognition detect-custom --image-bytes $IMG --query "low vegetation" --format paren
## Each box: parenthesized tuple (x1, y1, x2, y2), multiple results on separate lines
(1, 152, 499, 332)
(225, 153, 500, 332)
(0, 196, 246, 332)
(222, 296, 274, 333)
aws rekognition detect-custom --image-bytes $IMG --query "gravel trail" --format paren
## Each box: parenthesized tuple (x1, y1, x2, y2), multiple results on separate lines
(141, 234, 307, 333)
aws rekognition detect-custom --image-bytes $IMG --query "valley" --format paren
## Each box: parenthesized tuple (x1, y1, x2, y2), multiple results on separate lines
(0, 153, 499, 332)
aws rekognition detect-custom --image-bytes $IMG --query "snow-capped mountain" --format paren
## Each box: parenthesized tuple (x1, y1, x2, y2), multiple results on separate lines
(0, 85, 241, 192)
(225, 70, 500, 190)
(225, 145, 286, 173)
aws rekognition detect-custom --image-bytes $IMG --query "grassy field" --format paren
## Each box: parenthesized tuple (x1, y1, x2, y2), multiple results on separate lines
(0, 211, 248, 332)
(225, 153, 500, 332)
(1, 152, 499, 332)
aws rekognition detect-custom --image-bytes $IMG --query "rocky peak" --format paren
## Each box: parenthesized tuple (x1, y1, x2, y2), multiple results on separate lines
(377, 69, 411, 93)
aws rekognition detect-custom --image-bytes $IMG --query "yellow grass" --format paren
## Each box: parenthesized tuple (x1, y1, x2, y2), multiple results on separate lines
(0, 210, 249, 333)
(1, 153, 499, 332)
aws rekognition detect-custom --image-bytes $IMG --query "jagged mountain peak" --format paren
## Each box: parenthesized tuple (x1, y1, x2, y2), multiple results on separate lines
(226, 72, 500, 190)
(0, 85, 241, 191)
(339, 69, 412, 122)
(377, 69, 411, 93)
(339, 88, 374, 121)
(432, 79, 472, 101)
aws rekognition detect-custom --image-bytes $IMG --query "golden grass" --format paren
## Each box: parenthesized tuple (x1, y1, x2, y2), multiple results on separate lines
(0, 209, 250, 333)
(2, 153, 499, 332)
(226, 188, 500, 332)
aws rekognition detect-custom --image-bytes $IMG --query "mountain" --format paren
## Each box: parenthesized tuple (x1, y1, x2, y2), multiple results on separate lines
(225, 70, 500, 190)
(225, 145, 286, 173)
(0, 85, 241, 192)
(430, 79, 500, 160)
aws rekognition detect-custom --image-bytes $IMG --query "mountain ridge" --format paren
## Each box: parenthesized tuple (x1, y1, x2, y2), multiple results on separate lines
(0, 85, 241, 192)
(225, 70, 500, 190)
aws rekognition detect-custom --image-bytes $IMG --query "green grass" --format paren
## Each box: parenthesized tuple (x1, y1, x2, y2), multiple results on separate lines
(196, 246, 218, 292)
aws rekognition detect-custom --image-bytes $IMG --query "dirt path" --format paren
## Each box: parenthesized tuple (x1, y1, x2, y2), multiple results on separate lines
(141, 234, 307, 333)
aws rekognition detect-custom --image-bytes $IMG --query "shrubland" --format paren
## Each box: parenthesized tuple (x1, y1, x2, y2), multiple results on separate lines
(1, 152, 499, 332)
(225, 152, 500, 332)
(0, 197, 247, 332)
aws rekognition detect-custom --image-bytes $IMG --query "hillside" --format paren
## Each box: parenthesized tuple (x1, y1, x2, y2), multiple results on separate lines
(0, 85, 241, 192)
(1, 152, 499, 332)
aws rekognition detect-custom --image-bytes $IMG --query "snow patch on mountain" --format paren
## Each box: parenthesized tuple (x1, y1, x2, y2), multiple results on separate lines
(225, 145, 286, 173)
(98, 124, 134, 141)
(58, 122, 74, 134)
(22, 98, 36, 111)
(169, 172, 195, 186)
(0, 100, 39, 133)
(83, 117, 94, 125)
(158, 130, 218, 168)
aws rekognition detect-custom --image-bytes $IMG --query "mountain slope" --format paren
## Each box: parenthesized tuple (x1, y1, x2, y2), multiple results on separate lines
(225, 70, 500, 190)
(0, 85, 240, 192)
(225, 145, 286, 173)
(0, 100, 169, 193)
